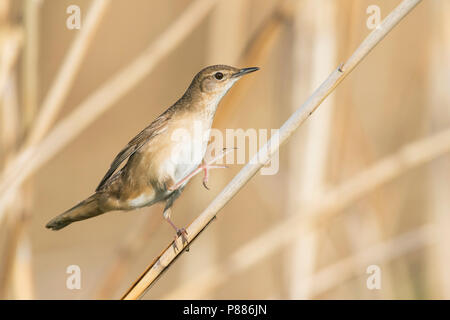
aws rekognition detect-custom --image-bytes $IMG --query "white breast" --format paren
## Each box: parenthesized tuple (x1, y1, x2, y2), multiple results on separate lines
(160, 124, 210, 186)
(156, 84, 238, 188)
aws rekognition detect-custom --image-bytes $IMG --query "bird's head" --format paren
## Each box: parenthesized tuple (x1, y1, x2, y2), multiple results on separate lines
(188, 65, 259, 103)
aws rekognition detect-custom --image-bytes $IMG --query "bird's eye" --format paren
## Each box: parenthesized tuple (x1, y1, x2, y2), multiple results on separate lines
(214, 72, 224, 80)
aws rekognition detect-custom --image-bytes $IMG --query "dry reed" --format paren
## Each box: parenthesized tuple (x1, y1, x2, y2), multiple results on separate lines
(121, 0, 423, 300)
(92, 3, 289, 298)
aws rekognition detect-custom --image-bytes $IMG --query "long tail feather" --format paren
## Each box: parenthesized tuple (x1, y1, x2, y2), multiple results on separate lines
(45, 195, 103, 230)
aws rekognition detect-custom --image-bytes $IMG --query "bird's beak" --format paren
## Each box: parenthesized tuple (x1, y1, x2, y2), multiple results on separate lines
(231, 67, 259, 78)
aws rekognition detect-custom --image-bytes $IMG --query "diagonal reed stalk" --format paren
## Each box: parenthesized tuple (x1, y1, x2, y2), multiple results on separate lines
(121, 0, 423, 300)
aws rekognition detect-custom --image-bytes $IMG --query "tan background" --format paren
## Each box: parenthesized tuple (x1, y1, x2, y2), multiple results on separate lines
(0, 0, 449, 299)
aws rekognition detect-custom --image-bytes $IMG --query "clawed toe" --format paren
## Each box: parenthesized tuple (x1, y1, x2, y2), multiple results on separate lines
(172, 228, 189, 252)
(176, 227, 188, 237)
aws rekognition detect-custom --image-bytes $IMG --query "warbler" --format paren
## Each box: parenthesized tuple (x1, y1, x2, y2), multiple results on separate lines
(46, 65, 259, 240)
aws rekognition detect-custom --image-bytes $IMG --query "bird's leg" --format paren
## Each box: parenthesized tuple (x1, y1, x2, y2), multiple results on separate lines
(168, 166, 203, 192)
(168, 148, 235, 191)
(163, 191, 189, 251)
(164, 208, 189, 251)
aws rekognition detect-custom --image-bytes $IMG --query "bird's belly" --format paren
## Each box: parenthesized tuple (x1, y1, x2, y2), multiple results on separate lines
(161, 137, 206, 185)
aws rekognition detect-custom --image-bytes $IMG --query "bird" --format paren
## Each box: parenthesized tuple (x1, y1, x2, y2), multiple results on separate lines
(45, 65, 259, 242)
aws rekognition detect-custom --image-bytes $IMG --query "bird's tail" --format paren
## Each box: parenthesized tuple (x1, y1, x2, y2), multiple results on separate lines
(45, 194, 103, 230)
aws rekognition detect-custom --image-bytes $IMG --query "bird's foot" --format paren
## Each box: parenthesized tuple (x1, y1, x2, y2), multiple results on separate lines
(172, 227, 189, 252)
(164, 213, 190, 252)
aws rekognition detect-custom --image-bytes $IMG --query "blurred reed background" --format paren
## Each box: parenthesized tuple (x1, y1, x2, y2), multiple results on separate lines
(0, 0, 448, 299)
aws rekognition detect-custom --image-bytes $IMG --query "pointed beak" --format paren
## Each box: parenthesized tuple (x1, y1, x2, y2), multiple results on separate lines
(231, 67, 259, 78)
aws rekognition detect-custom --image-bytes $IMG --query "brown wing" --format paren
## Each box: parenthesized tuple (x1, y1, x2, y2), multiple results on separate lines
(95, 109, 172, 191)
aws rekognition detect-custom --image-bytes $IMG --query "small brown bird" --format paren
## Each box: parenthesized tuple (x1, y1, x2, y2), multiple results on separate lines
(45, 65, 259, 239)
